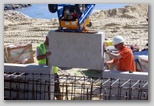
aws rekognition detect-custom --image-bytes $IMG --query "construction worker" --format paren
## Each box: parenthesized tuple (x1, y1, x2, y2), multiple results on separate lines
(104, 35, 136, 72)
(36, 34, 62, 100)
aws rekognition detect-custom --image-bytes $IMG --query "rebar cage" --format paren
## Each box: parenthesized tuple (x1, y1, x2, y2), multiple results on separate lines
(4, 72, 148, 100)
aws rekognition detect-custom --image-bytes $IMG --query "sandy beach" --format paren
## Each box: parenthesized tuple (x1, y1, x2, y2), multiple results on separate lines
(3, 4, 149, 101)
(4, 4, 148, 66)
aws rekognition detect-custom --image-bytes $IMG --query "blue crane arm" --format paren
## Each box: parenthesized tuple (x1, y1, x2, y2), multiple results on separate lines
(78, 4, 95, 24)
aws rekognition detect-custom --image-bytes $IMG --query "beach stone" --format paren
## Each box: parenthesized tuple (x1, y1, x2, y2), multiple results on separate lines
(4, 4, 31, 11)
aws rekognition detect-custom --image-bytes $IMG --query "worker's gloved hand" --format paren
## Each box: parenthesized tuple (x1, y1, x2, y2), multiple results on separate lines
(46, 51, 51, 56)
(104, 59, 107, 64)
(103, 42, 107, 52)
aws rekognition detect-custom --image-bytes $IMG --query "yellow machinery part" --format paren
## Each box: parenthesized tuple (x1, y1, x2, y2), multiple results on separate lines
(60, 17, 91, 32)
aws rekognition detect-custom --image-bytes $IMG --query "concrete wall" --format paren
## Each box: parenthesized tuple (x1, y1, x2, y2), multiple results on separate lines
(103, 70, 148, 81)
(4, 63, 54, 100)
(4, 64, 148, 100)
(4, 63, 51, 74)
(102, 70, 148, 100)
(48, 31, 105, 70)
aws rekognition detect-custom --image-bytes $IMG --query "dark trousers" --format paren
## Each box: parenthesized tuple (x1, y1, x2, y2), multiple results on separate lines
(54, 73, 61, 100)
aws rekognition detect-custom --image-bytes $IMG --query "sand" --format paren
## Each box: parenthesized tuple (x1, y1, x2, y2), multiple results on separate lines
(4, 4, 148, 68)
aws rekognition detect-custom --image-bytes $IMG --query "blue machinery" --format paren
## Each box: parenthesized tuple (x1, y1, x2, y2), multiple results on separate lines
(48, 4, 95, 32)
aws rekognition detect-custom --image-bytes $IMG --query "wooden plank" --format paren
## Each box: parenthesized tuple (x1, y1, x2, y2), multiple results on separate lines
(12, 44, 31, 63)
(7, 43, 31, 50)
(7, 47, 12, 63)
(29, 44, 34, 63)
(4, 48, 8, 62)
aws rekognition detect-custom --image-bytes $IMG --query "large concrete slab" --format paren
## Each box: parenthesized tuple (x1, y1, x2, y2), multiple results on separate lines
(48, 31, 105, 70)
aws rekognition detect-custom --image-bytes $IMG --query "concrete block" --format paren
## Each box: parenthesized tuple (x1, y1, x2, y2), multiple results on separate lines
(4, 63, 50, 74)
(103, 70, 148, 81)
(48, 31, 105, 70)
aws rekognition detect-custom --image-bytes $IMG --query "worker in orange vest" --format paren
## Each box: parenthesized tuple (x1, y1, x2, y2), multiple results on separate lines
(104, 35, 136, 72)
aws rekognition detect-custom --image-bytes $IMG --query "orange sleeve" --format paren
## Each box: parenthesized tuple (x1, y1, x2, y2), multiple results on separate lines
(119, 49, 129, 59)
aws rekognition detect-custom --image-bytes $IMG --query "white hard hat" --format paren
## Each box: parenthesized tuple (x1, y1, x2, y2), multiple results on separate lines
(113, 35, 124, 45)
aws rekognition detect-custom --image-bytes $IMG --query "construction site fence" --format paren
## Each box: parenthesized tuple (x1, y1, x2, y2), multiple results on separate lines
(4, 72, 148, 100)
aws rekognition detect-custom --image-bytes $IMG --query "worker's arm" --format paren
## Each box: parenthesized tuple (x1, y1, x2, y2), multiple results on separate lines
(105, 50, 122, 59)
(105, 59, 114, 64)
(37, 52, 51, 60)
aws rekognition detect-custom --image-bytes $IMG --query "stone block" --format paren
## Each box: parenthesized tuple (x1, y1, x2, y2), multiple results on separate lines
(48, 31, 105, 70)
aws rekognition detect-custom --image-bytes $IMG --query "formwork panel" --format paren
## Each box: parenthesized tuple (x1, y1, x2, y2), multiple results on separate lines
(48, 31, 105, 70)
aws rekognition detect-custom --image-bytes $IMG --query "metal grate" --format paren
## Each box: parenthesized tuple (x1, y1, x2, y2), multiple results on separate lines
(4, 72, 148, 100)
